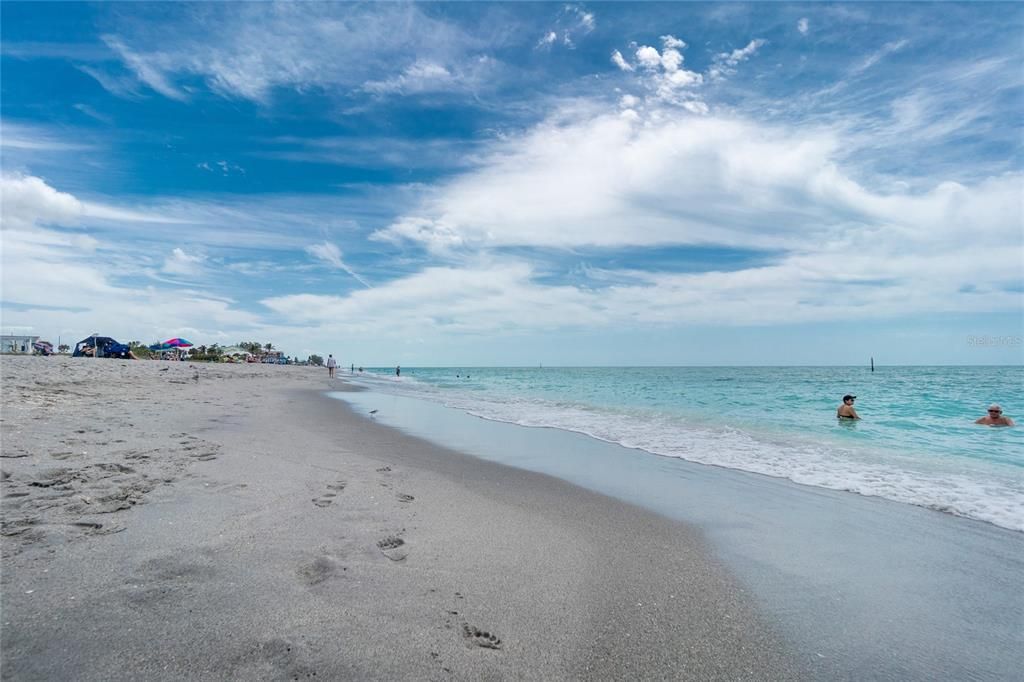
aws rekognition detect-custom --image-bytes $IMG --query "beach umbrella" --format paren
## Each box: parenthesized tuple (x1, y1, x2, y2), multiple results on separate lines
(149, 342, 175, 352)
(162, 337, 193, 348)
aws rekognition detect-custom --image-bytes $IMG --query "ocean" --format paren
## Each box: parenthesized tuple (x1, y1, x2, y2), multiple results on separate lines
(341, 366, 1023, 532)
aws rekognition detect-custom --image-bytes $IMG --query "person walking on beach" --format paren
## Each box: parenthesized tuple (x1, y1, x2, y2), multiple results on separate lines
(975, 404, 1015, 426)
(326, 354, 337, 379)
(837, 394, 860, 420)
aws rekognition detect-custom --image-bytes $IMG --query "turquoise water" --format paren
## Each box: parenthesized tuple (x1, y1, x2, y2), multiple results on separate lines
(348, 366, 1023, 531)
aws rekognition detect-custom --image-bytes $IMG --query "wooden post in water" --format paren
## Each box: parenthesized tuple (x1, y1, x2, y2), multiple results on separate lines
(871, 357, 874, 372)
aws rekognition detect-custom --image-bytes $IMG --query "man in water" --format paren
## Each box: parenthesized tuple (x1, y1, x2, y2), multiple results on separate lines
(396, 365, 401, 377)
(837, 394, 860, 420)
(975, 404, 1015, 426)
(326, 354, 336, 378)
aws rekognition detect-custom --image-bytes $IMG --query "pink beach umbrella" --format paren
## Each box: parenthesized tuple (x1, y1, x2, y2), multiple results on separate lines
(161, 338, 193, 348)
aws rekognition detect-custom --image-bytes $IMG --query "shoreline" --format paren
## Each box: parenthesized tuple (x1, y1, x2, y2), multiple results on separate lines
(1, 357, 806, 679)
(333, 386, 1024, 680)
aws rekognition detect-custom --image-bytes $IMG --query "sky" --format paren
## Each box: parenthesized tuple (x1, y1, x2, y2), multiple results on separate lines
(1, 1, 1022, 366)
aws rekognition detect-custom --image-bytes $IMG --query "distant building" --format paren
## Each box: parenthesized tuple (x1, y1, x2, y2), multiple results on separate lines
(1, 334, 40, 354)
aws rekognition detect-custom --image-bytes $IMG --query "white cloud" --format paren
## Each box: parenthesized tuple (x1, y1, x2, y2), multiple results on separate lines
(577, 10, 596, 32)
(102, 35, 188, 101)
(661, 35, 686, 50)
(718, 39, 766, 66)
(636, 45, 662, 70)
(709, 39, 767, 82)
(358, 105, 1020, 330)
(852, 39, 909, 75)
(161, 247, 206, 277)
(611, 50, 633, 72)
(1, 173, 84, 230)
(540, 6, 596, 51)
(304, 241, 371, 288)
(1, 176, 264, 346)
(361, 58, 494, 97)
(797, 18, 809, 35)
(0, 122, 94, 152)
(197, 160, 246, 175)
(93, 4, 497, 104)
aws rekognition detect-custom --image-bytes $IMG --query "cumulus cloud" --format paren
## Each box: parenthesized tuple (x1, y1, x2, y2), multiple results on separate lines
(611, 50, 633, 72)
(1, 173, 84, 231)
(1, 176, 262, 346)
(359, 105, 1020, 331)
(162, 247, 206, 277)
(613, 36, 704, 109)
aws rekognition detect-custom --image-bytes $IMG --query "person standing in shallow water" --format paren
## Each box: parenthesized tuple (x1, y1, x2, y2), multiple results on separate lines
(837, 394, 860, 420)
(396, 365, 401, 377)
(326, 354, 336, 379)
(976, 404, 1015, 426)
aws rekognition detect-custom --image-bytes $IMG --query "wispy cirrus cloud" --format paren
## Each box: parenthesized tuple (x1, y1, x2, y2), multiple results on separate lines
(851, 38, 909, 75)
(87, 3, 500, 104)
(708, 39, 767, 81)
(305, 241, 371, 288)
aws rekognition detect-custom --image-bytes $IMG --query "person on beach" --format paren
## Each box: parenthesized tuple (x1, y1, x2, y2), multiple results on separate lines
(975, 404, 1014, 426)
(326, 354, 337, 378)
(837, 395, 860, 420)
(395, 365, 401, 377)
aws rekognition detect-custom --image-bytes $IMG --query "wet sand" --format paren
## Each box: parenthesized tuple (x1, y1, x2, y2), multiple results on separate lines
(0, 356, 806, 680)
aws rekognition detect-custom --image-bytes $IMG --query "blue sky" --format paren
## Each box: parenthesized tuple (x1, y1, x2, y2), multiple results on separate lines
(1, 2, 1021, 365)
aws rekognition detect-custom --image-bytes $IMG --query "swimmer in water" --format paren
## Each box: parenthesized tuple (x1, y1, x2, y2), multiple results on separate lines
(837, 394, 860, 420)
(975, 404, 1015, 427)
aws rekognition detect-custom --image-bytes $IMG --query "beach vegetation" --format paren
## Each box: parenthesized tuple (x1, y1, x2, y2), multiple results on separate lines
(308, 354, 324, 366)
(128, 341, 154, 359)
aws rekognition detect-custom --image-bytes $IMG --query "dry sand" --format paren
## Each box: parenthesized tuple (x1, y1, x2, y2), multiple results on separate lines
(1, 356, 806, 680)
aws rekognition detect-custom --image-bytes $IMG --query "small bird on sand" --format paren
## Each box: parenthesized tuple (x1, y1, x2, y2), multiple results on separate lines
(369, 409, 378, 416)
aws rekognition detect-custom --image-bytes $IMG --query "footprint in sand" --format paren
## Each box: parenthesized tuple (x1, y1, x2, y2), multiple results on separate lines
(462, 623, 502, 650)
(376, 466, 391, 473)
(396, 493, 414, 503)
(377, 536, 408, 562)
(297, 555, 345, 586)
(312, 481, 346, 507)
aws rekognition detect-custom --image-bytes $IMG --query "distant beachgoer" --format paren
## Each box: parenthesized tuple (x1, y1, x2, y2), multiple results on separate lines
(350, 364, 354, 374)
(326, 354, 337, 378)
(396, 365, 401, 377)
(837, 394, 860, 420)
(976, 404, 1015, 426)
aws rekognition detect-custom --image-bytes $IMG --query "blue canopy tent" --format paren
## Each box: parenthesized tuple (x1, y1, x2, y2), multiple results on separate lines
(73, 335, 133, 359)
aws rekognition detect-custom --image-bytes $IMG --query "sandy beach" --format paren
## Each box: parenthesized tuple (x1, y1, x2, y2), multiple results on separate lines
(1, 356, 806, 680)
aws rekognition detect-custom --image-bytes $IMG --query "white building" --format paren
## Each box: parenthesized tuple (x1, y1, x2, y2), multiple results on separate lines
(1, 335, 40, 354)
